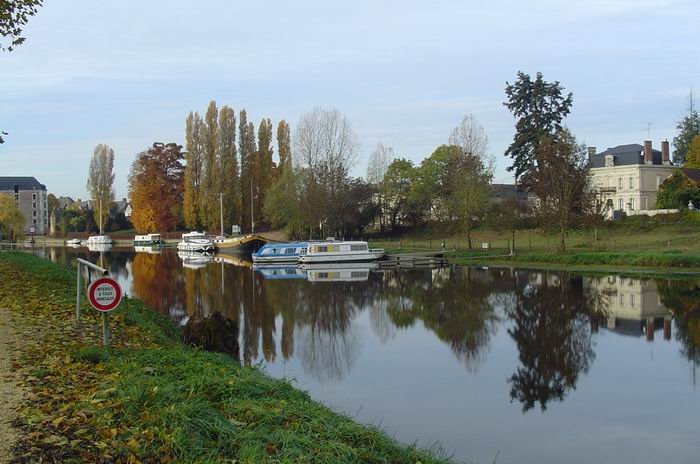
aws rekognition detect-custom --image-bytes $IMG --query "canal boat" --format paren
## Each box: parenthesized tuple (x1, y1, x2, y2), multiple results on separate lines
(298, 240, 384, 263)
(133, 233, 164, 246)
(87, 242, 112, 253)
(302, 262, 378, 282)
(85, 235, 114, 246)
(134, 245, 161, 254)
(66, 238, 81, 246)
(177, 231, 215, 253)
(252, 242, 308, 263)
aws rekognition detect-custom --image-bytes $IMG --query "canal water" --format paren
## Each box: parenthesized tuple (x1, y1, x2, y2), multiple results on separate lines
(39, 247, 700, 464)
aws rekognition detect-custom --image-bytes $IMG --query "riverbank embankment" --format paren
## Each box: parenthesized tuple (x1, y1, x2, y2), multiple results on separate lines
(0, 252, 450, 463)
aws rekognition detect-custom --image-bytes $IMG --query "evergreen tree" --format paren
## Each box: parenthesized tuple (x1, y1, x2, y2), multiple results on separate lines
(277, 120, 292, 175)
(673, 92, 700, 165)
(504, 71, 573, 181)
(218, 106, 240, 230)
(184, 111, 204, 229)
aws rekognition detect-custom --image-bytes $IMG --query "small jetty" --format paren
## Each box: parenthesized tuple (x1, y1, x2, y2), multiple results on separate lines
(378, 251, 449, 269)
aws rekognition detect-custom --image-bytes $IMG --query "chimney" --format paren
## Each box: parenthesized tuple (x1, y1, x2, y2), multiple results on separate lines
(587, 146, 596, 159)
(644, 140, 653, 165)
(661, 140, 670, 165)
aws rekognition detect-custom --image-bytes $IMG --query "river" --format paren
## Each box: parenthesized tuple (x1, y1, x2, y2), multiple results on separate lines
(36, 246, 700, 464)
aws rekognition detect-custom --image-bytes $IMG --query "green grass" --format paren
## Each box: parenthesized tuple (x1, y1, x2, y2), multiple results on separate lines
(0, 251, 452, 463)
(368, 214, 700, 271)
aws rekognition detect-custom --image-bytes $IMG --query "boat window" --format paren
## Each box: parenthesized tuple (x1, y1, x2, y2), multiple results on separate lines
(351, 271, 368, 278)
(285, 248, 296, 254)
(317, 246, 328, 253)
(350, 244, 367, 251)
(341, 245, 351, 252)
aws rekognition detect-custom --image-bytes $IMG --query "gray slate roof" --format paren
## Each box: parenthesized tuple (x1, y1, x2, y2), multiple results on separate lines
(589, 144, 665, 168)
(0, 176, 46, 191)
(490, 183, 529, 201)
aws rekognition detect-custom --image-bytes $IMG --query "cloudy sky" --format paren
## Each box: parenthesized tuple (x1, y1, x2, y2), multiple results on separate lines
(1, 0, 698, 199)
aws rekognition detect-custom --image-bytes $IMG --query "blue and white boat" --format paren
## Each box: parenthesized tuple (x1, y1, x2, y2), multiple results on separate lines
(251, 242, 307, 263)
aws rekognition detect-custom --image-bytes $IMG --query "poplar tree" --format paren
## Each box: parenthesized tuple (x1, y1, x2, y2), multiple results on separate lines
(200, 101, 220, 231)
(184, 112, 204, 229)
(256, 118, 274, 226)
(277, 120, 292, 175)
(239, 110, 251, 231)
(218, 106, 240, 229)
(86, 144, 115, 233)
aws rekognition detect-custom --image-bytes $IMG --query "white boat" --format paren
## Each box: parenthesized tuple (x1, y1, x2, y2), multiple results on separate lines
(298, 240, 384, 263)
(252, 242, 308, 263)
(302, 262, 378, 282)
(177, 231, 215, 253)
(86, 235, 114, 245)
(133, 233, 163, 246)
(66, 238, 81, 246)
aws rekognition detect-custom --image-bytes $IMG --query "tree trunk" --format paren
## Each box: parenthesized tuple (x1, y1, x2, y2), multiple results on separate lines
(560, 225, 566, 253)
(466, 222, 472, 250)
(511, 228, 516, 255)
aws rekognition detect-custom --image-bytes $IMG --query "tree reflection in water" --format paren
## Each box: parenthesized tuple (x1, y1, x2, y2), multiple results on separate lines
(51, 249, 700, 408)
(506, 273, 606, 412)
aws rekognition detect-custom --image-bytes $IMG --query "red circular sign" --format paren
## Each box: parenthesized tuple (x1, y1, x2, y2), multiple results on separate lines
(87, 277, 123, 312)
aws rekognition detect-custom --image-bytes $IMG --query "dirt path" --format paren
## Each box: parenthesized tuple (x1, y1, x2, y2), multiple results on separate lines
(0, 309, 23, 464)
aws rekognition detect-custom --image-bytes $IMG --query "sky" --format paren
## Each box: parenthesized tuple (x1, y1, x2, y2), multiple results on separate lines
(1, 0, 699, 199)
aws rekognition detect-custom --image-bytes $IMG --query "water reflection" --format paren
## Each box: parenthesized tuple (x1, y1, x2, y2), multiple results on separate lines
(41, 247, 700, 399)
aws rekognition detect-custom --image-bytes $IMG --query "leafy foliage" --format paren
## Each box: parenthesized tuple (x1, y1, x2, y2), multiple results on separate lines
(128, 142, 185, 233)
(672, 94, 700, 165)
(86, 144, 116, 233)
(681, 135, 700, 169)
(0, 0, 43, 52)
(0, 192, 24, 239)
(656, 170, 700, 210)
(504, 71, 573, 180)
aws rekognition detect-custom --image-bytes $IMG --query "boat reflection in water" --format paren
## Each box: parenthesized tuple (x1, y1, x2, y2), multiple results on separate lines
(302, 262, 377, 282)
(252, 264, 306, 280)
(177, 250, 213, 269)
(134, 245, 161, 254)
(87, 242, 113, 253)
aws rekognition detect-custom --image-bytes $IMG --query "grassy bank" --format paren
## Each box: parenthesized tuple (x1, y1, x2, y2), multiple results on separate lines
(368, 217, 700, 271)
(0, 252, 450, 463)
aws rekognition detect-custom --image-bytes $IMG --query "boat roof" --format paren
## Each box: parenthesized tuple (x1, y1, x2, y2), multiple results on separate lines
(309, 240, 367, 245)
(258, 242, 308, 249)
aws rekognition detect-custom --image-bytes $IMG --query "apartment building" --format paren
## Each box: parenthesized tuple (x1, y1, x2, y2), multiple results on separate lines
(0, 176, 49, 234)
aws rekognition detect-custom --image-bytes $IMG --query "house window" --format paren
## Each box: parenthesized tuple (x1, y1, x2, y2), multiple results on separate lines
(32, 211, 36, 217)
(618, 178, 623, 190)
(605, 155, 614, 167)
(33, 202, 36, 209)
(618, 198, 623, 210)
(630, 198, 635, 210)
(619, 294, 624, 305)
(631, 294, 635, 307)
(32, 193, 36, 200)
(628, 177, 634, 189)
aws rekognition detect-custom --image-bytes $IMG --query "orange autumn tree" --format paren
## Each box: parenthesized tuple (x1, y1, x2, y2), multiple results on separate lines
(128, 142, 185, 233)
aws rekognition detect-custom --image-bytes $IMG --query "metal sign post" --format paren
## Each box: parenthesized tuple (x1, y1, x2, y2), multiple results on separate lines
(87, 276, 123, 347)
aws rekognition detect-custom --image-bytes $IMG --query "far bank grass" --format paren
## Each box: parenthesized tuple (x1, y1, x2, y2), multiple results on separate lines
(0, 252, 451, 464)
(369, 217, 700, 271)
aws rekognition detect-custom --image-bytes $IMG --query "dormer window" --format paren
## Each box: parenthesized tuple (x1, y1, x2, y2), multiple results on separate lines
(605, 155, 614, 167)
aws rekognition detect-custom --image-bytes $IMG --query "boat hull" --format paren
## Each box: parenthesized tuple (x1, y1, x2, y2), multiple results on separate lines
(298, 252, 384, 263)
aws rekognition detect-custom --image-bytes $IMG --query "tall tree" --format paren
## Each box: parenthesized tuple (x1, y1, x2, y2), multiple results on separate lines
(504, 71, 573, 181)
(128, 142, 185, 233)
(276, 120, 292, 175)
(86, 144, 115, 233)
(183, 111, 204, 229)
(239, 110, 256, 232)
(682, 135, 700, 169)
(256, 118, 274, 227)
(673, 91, 700, 165)
(448, 114, 494, 172)
(367, 143, 394, 232)
(218, 106, 240, 231)
(0, 193, 24, 239)
(526, 130, 589, 252)
(382, 158, 417, 229)
(0, 0, 43, 52)
(200, 100, 220, 231)
(446, 150, 492, 250)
